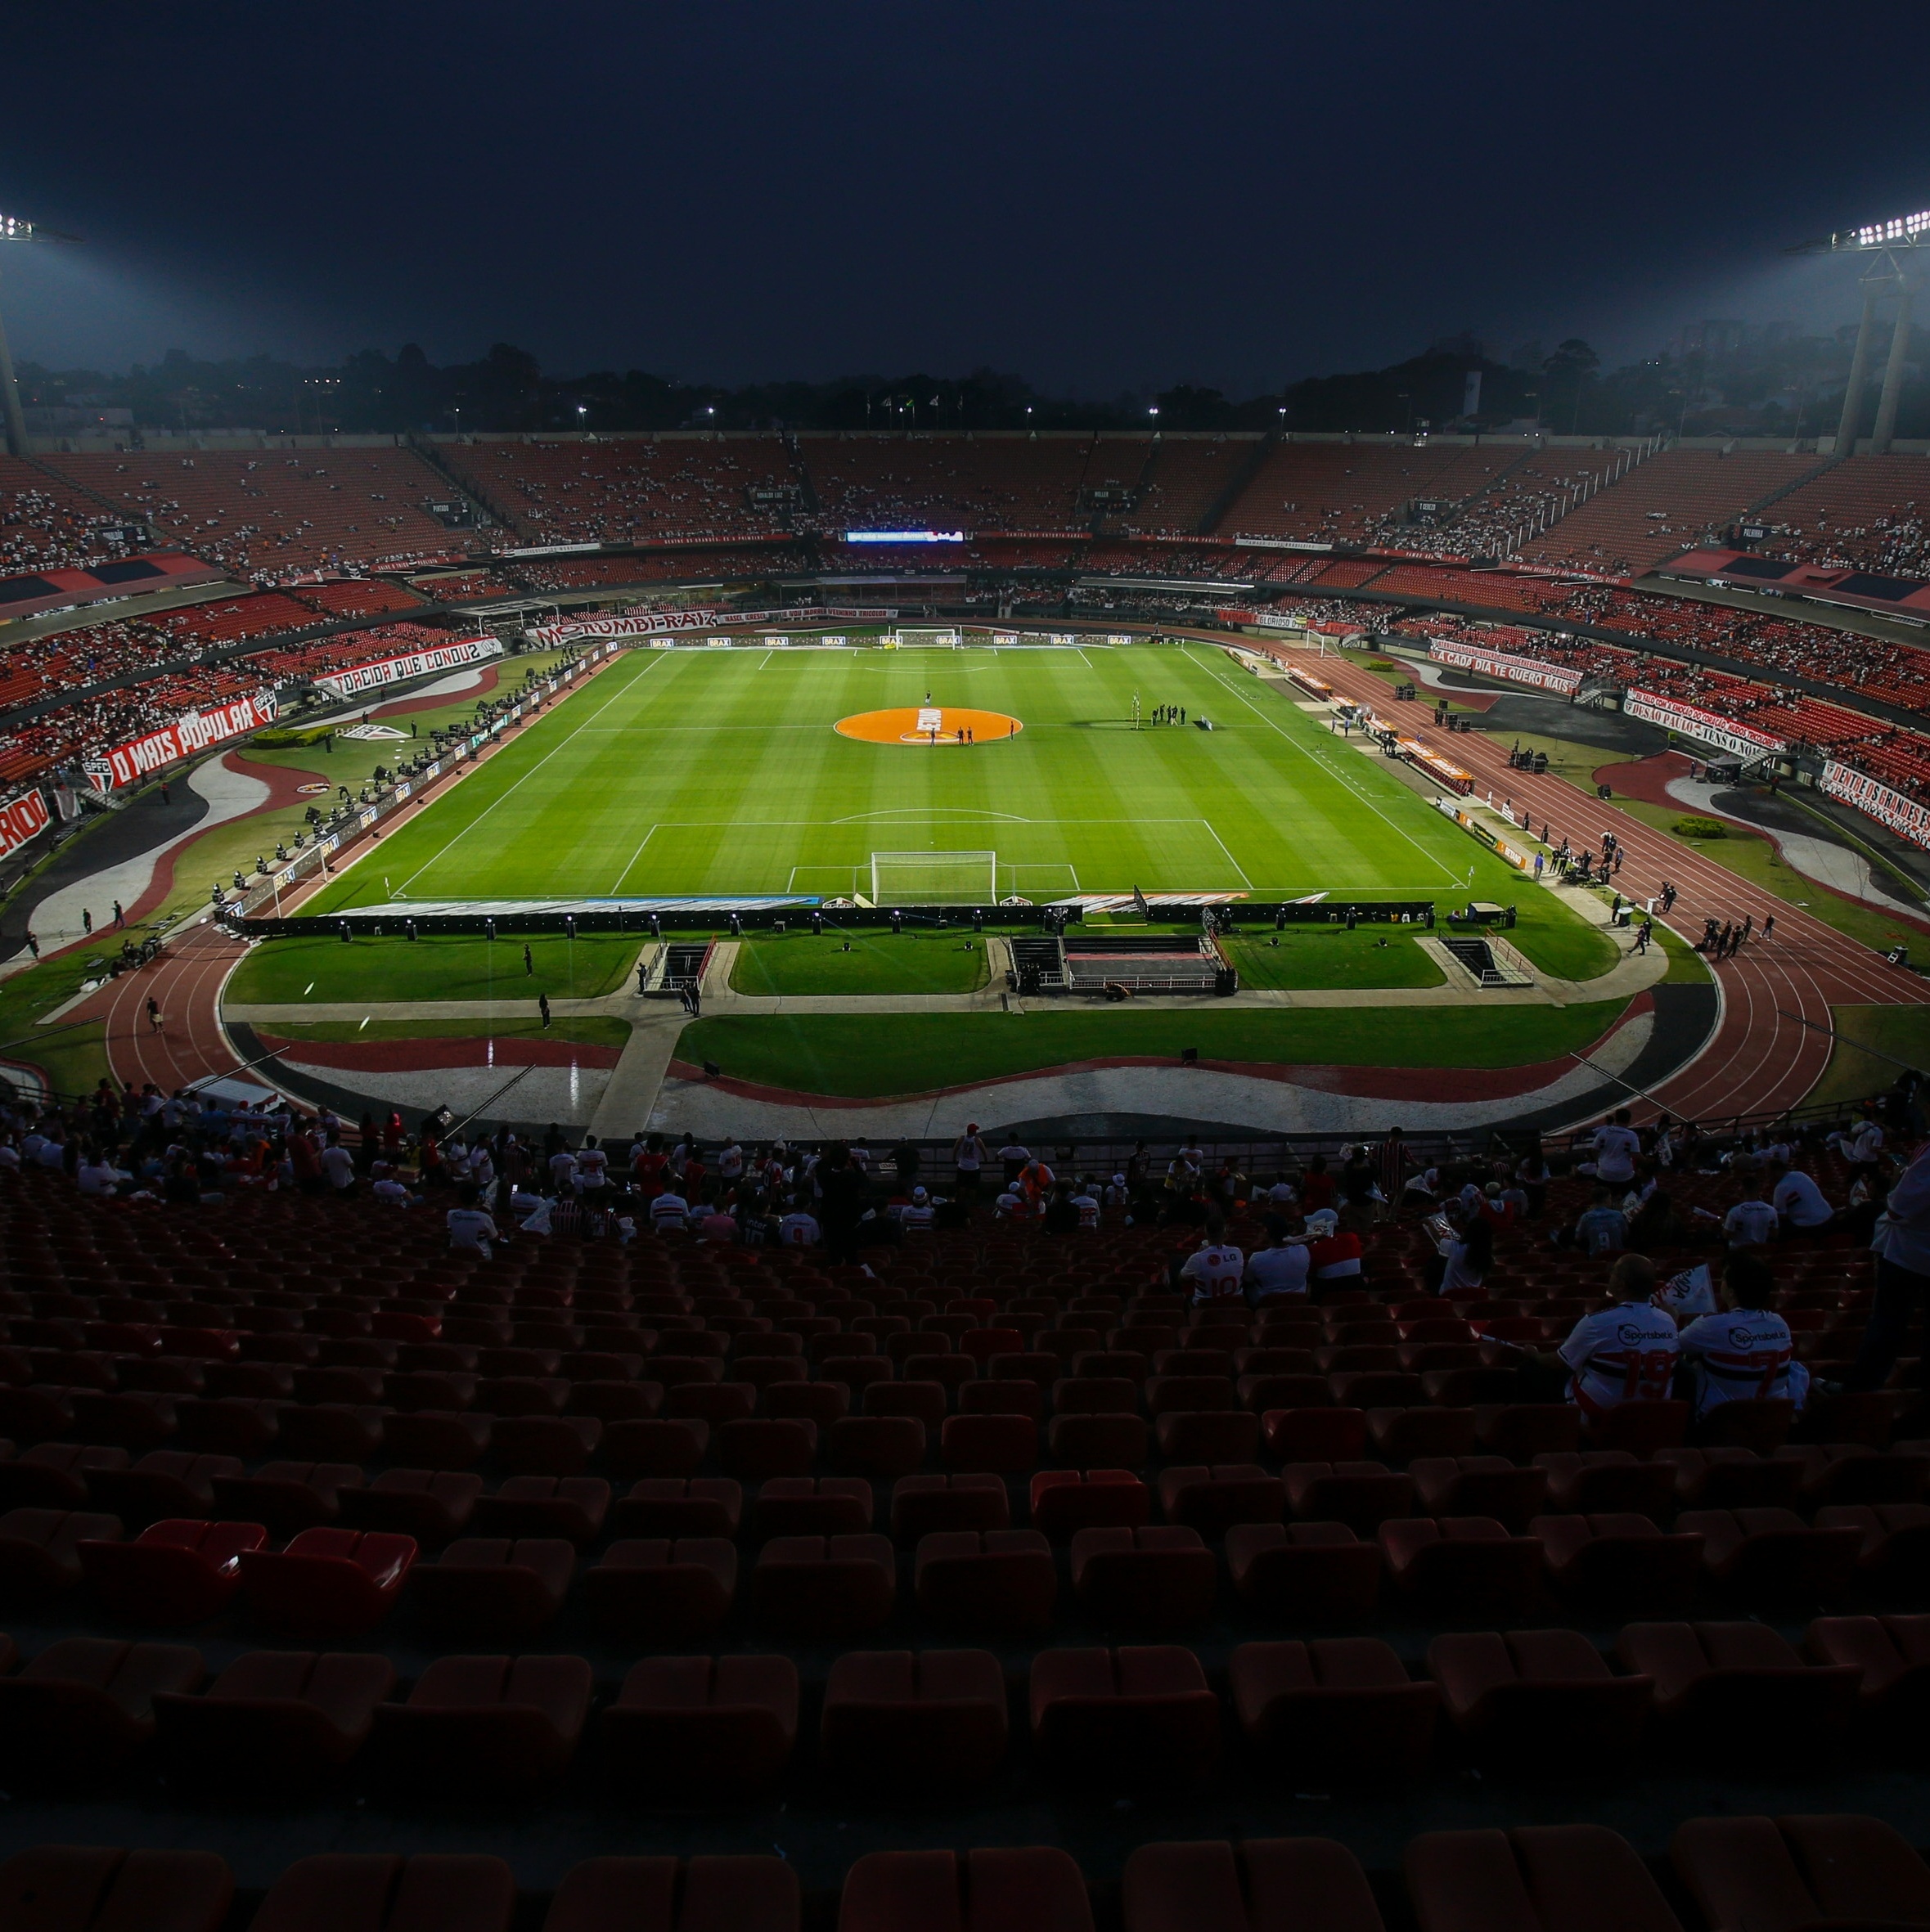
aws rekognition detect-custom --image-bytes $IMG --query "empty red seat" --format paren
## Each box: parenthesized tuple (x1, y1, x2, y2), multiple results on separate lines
(611, 1476, 742, 1539)
(0, 1505, 124, 1600)
(1535, 1513, 1704, 1613)
(1677, 1507, 1860, 1604)
(0, 1848, 232, 1932)
(1157, 1464, 1285, 1535)
(1047, 1413, 1149, 1468)
(821, 1648, 1008, 1790)
(916, 1530, 1056, 1633)
(1410, 1457, 1548, 1532)
(839, 1847, 1092, 1932)
(585, 1539, 736, 1640)
(544, 1855, 800, 1932)
(1379, 1518, 1541, 1621)
(718, 1417, 817, 1480)
(1617, 1621, 1859, 1757)
(941, 1412, 1038, 1474)
(826, 1416, 927, 1478)
(70, 1390, 177, 1452)
(0, 1635, 203, 1781)
(1122, 1837, 1385, 1932)
(239, 1528, 416, 1638)
(753, 1476, 873, 1539)
(374, 1653, 591, 1791)
(1534, 1450, 1674, 1517)
(1231, 1638, 1437, 1783)
(1807, 1614, 1930, 1738)
(155, 1649, 397, 1785)
(602, 1418, 707, 1480)
(408, 1537, 575, 1640)
(1473, 1403, 1581, 1462)
(1585, 1398, 1689, 1456)
(1817, 1502, 1930, 1591)
(493, 1413, 601, 1476)
(87, 1449, 239, 1527)
(1285, 1462, 1413, 1534)
(891, 1473, 1010, 1539)
(1262, 1407, 1367, 1462)
(1030, 1645, 1219, 1783)
(80, 1518, 263, 1624)
(277, 1404, 388, 1463)
(1657, 1447, 1802, 1511)
(209, 1461, 361, 1535)
(751, 1533, 896, 1637)
(1406, 1825, 1682, 1932)
(764, 1381, 848, 1427)
(600, 1655, 799, 1796)
(471, 1476, 610, 1543)
(1226, 1522, 1381, 1623)
(0, 1443, 127, 1512)
(1428, 1629, 1650, 1764)
(1671, 1813, 1930, 1932)
(1071, 1526, 1217, 1632)
(1366, 1407, 1477, 1464)
(1154, 1411, 1261, 1462)
(1779, 1442, 1928, 1508)
(1030, 1469, 1149, 1539)
(251, 1853, 515, 1932)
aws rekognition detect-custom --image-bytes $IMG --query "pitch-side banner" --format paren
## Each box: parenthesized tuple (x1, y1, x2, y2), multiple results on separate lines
(526, 606, 896, 649)
(0, 785, 51, 857)
(1822, 759, 1930, 851)
(1624, 690, 1786, 759)
(96, 691, 281, 789)
(1428, 638, 1583, 696)
(315, 634, 503, 700)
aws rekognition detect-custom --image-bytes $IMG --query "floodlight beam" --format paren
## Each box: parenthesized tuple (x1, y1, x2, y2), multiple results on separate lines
(0, 211, 82, 458)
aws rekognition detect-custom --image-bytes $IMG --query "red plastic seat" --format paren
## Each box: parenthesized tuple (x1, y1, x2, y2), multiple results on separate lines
(1807, 1614, 1930, 1740)
(1285, 1462, 1413, 1535)
(753, 1476, 873, 1539)
(1817, 1502, 1930, 1592)
(1226, 1522, 1381, 1623)
(585, 1539, 736, 1640)
(1157, 1465, 1286, 1535)
(940, 1412, 1038, 1474)
(916, 1530, 1056, 1633)
(1617, 1621, 1859, 1757)
(1031, 1469, 1149, 1539)
(1671, 1814, 1930, 1932)
(1070, 1525, 1216, 1632)
(1048, 1413, 1150, 1469)
(1231, 1638, 1437, 1783)
(0, 1848, 232, 1932)
(826, 1416, 927, 1478)
(1473, 1404, 1582, 1462)
(1585, 1399, 1689, 1456)
(1428, 1629, 1650, 1764)
(1535, 1513, 1704, 1613)
(611, 1476, 742, 1539)
(1154, 1411, 1262, 1462)
(1656, 1447, 1802, 1511)
(891, 1473, 1010, 1539)
(750, 1533, 896, 1638)
(80, 1517, 263, 1624)
(602, 1418, 707, 1480)
(1122, 1837, 1385, 1932)
(408, 1537, 575, 1641)
(0, 1505, 124, 1599)
(821, 1648, 1008, 1790)
(544, 1855, 800, 1932)
(155, 1649, 398, 1785)
(1677, 1507, 1860, 1604)
(1030, 1646, 1220, 1784)
(0, 1443, 127, 1512)
(718, 1417, 818, 1481)
(600, 1655, 799, 1796)
(471, 1476, 610, 1543)
(1366, 1407, 1478, 1464)
(373, 1654, 592, 1791)
(251, 1853, 516, 1932)
(209, 1461, 362, 1536)
(1410, 1457, 1548, 1533)
(1779, 1442, 1929, 1508)
(1262, 1407, 1367, 1462)
(1380, 1518, 1541, 1621)
(85, 1449, 239, 1528)
(839, 1847, 1092, 1932)
(0, 1635, 204, 1781)
(333, 1469, 482, 1547)
(1533, 1450, 1675, 1517)
(240, 1528, 417, 1638)
(1406, 1825, 1683, 1932)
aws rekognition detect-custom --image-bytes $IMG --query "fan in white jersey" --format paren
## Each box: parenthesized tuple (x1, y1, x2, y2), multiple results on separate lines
(1676, 1253, 1809, 1416)
(1653, 1263, 1718, 1323)
(1552, 1254, 1680, 1418)
(1177, 1217, 1245, 1306)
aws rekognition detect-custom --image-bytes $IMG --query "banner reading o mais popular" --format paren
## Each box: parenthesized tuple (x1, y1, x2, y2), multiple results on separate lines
(0, 784, 50, 857)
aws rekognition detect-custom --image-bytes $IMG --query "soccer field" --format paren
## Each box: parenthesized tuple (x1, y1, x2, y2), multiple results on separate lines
(304, 642, 1523, 910)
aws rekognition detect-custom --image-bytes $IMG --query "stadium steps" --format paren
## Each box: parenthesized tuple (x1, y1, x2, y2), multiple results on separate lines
(1195, 425, 1281, 536)
(407, 435, 511, 537)
(1643, 451, 1843, 571)
(22, 454, 143, 532)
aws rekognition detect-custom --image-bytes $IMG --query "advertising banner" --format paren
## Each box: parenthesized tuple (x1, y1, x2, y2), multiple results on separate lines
(1822, 759, 1930, 851)
(1428, 637, 1583, 696)
(1624, 690, 1786, 760)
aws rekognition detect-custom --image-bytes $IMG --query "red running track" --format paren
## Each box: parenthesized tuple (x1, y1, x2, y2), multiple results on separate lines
(74, 917, 256, 1099)
(1231, 645, 1930, 1124)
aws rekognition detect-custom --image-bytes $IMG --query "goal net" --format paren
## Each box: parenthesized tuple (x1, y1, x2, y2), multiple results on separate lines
(892, 627, 960, 648)
(869, 850, 997, 904)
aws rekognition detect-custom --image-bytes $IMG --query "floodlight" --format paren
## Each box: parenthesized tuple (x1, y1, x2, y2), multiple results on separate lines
(0, 209, 80, 457)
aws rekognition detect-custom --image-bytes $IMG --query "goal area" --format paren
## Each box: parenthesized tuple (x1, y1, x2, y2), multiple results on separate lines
(869, 850, 997, 904)
(889, 627, 960, 648)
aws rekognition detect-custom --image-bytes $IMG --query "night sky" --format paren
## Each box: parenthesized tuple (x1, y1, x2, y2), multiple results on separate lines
(3, 0, 1928, 392)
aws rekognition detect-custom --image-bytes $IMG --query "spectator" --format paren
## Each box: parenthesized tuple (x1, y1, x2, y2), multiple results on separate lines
(1550, 1254, 1680, 1418)
(1244, 1215, 1311, 1302)
(1558, 1184, 1626, 1256)
(1427, 1212, 1493, 1296)
(1721, 1184, 1779, 1249)
(1580, 1108, 1643, 1187)
(1677, 1253, 1807, 1416)
(446, 1183, 499, 1258)
(1840, 1138, 1930, 1394)
(1769, 1158, 1836, 1234)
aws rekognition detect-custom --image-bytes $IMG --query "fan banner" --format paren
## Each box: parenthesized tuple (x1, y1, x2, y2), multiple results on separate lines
(314, 633, 503, 699)
(1822, 758, 1930, 851)
(1428, 638, 1584, 695)
(0, 784, 50, 857)
(1624, 690, 1786, 758)
(98, 691, 281, 789)
(526, 605, 896, 648)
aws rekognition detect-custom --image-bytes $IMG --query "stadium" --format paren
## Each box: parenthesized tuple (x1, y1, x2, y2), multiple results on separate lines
(6, 8, 1930, 1927)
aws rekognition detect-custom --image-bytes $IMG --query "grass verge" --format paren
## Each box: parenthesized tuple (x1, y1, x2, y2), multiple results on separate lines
(729, 931, 992, 996)
(227, 933, 643, 1005)
(1807, 1005, 1930, 1108)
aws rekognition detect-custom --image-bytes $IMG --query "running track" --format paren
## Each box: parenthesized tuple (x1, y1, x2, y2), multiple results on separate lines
(68, 640, 1930, 1126)
(1208, 644, 1930, 1124)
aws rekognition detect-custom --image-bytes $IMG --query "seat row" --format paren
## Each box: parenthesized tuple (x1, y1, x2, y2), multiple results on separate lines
(14, 1811, 1928, 1930)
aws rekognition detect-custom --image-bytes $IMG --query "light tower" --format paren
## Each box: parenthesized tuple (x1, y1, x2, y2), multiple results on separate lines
(0, 210, 81, 458)
(1794, 208, 1930, 456)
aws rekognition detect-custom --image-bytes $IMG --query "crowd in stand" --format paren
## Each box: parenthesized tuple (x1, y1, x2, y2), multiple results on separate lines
(0, 462, 142, 576)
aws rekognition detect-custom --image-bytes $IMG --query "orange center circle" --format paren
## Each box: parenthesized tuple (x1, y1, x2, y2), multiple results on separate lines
(835, 706, 1023, 746)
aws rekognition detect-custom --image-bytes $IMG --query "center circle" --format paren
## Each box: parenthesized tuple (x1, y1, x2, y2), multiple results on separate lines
(835, 706, 1023, 746)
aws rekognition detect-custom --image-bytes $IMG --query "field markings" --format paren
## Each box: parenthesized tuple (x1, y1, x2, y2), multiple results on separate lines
(1201, 821, 1256, 890)
(609, 824, 660, 896)
(392, 650, 665, 898)
(1179, 644, 1462, 886)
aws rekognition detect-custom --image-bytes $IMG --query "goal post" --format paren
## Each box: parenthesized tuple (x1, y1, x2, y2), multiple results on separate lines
(890, 627, 960, 648)
(869, 850, 998, 904)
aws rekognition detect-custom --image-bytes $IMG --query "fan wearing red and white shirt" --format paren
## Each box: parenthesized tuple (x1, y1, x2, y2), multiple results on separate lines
(1177, 1220, 1245, 1306)
(1676, 1252, 1808, 1417)
(1303, 1210, 1362, 1283)
(1554, 1254, 1680, 1418)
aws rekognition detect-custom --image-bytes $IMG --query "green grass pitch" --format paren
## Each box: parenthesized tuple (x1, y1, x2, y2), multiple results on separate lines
(301, 641, 1609, 973)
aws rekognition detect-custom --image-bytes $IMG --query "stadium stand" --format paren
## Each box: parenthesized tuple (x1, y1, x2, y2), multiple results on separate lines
(1217, 441, 1530, 546)
(1749, 453, 1930, 574)
(798, 433, 1093, 532)
(287, 578, 427, 620)
(0, 456, 143, 574)
(38, 450, 468, 582)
